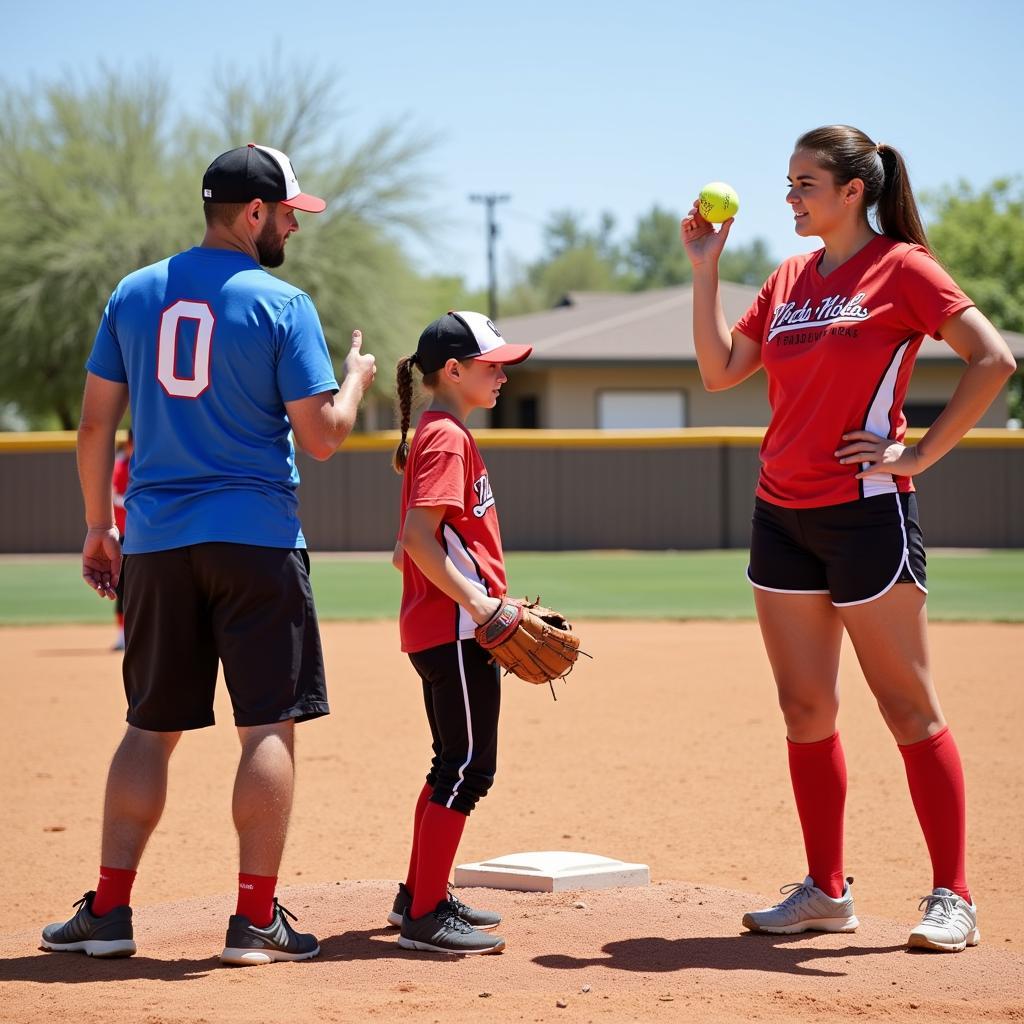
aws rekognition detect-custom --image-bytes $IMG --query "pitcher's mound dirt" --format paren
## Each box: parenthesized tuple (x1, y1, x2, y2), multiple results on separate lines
(2, 879, 1021, 1024)
(4, 621, 1022, 1022)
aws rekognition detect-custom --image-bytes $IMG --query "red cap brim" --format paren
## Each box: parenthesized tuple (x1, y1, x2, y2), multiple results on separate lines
(281, 192, 327, 213)
(474, 343, 532, 365)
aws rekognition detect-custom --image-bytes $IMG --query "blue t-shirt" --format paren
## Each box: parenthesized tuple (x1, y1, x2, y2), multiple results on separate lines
(86, 247, 339, 553)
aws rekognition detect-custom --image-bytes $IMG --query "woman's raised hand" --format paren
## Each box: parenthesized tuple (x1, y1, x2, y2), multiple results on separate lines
(680, 200, 734, 268)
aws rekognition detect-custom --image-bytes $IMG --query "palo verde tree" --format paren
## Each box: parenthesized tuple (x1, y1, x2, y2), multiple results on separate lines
(0, 62, 433, 428)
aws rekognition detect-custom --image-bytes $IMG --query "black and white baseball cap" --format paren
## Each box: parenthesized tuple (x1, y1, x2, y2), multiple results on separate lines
(201, 143, 326, 213)
(414, 311, 532, 375)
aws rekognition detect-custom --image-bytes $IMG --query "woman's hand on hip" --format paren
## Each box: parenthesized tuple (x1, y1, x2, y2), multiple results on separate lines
(836, 430, 927, 478)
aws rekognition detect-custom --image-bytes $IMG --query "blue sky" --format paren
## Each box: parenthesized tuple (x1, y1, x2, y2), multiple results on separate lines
(9, 0, 1023, 289)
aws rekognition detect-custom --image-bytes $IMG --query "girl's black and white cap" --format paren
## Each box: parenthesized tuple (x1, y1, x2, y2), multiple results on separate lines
(202, 143, 326, 213)
(413, 311, 532, 375)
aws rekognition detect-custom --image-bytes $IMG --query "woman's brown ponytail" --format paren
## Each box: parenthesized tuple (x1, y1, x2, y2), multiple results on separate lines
(874, 142, 929, 250)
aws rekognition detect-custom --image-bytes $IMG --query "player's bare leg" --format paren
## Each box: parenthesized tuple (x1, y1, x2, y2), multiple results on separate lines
(743, 590, 857, 931)
(837, 584, 943, 743)
(840, 583, 975, 949)
(100, 726, 181, 868)
(753, 590, 843, 742)
(219, 720, 318, 965)
(233, 721, 295, 876)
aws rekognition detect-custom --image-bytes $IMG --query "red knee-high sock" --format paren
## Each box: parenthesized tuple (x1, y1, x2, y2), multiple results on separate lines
(92, 866, 137, 917)
(409, 802, 467, 920)
(235, 873, 277, 927)
(898, 726, 971, 903)
(404, 782, 434, 893)
(787, 732, 847, 898)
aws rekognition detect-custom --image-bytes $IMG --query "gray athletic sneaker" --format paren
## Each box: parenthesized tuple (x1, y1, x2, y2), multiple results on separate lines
(41, 891, 137, 958)
(387, 883, 501, 931)
(398, 899, 506, 955)
(742, 876, 859, 934)
(220, 899, 320, 965)
(908, 888, 980, 952)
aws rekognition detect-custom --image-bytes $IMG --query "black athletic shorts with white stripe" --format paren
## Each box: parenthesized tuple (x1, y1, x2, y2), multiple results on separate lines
(122, 543, 329, 731)
(409, 639, 501, 816)
(748, 492, 927, 607)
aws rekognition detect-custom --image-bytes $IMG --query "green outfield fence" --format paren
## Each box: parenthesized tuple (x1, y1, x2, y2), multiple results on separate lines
(2, 428, 1023, 552)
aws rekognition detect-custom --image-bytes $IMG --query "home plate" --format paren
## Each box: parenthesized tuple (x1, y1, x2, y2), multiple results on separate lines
(454, 851, 650, 892)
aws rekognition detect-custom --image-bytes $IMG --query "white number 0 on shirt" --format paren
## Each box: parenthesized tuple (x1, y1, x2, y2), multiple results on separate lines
(157, 300, 215, 398)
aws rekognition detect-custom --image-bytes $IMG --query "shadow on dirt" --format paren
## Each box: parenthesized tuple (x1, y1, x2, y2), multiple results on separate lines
(534, 933, 906, 978)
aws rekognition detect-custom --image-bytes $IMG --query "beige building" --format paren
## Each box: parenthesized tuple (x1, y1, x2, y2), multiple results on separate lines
(484, 284, 1024, 430)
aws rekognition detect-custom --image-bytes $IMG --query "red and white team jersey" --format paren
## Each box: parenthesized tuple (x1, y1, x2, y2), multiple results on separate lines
(734, 235, 973, 508)
(399, 411, 507, 653)
(112, 453, 130, 535)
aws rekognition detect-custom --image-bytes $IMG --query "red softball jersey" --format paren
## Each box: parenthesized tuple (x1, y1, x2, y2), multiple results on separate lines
(398, 411, 507, 653)
(734, 235, 973, 508)
(112, 453, 130, 535)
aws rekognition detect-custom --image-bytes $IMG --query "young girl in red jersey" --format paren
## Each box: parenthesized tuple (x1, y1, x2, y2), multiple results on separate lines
(389, 310, 532, 955)
(681, 125, 1016, 952)
(111, 428, 133, 651)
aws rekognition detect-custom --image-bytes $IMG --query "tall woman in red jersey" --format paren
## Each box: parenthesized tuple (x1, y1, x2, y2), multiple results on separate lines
(681, 126, 1016, 952)
(388, 311, 532, 956)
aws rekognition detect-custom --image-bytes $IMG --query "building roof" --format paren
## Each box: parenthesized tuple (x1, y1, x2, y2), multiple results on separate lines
(497, 285, 1024, 366)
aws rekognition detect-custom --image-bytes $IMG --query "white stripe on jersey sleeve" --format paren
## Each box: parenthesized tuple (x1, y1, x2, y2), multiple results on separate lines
(443, 524, 489, 640)
(862, 339, 911, 499)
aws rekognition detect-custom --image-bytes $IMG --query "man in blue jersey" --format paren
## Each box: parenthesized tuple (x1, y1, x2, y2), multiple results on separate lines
(42, 144, 376, 965)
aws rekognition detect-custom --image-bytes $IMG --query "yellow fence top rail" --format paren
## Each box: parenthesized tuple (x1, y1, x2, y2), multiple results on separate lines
(2, 426, 1023, 454)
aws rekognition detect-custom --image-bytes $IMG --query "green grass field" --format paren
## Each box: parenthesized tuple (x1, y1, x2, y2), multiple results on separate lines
(1, 550, 1021, 625)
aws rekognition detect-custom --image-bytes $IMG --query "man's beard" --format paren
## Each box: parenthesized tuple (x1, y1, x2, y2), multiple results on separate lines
(256, 218, 286, 268)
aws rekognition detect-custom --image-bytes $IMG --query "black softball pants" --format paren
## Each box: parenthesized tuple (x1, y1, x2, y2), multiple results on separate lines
(408, 639, 501, 816)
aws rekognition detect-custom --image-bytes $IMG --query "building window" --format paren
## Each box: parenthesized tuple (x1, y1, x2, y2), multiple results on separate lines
(597, 390, 687, 429)
(517, 396, 539, 429)
(490, 394, 539, 428)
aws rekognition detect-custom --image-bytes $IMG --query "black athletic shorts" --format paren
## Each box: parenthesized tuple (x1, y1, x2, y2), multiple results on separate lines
(121, 543, 329, 731)
(409, 639, 501, 816)
(748, 492, 927, 607)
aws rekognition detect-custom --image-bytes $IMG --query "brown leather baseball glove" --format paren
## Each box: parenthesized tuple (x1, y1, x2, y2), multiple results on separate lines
(475, 597, 582, 687)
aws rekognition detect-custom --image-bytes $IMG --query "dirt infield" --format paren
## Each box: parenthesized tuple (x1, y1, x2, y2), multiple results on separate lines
(3, 621, 1022, 1022)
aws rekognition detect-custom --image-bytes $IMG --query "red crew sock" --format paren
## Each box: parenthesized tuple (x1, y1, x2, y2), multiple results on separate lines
(409, 802, 467, 920)
(404, 782, 434, 893)
(116, 612, 125, 628)
(787, 732, 847, 898)
(92, 866, 137, 917)
(898, 726, 971, 903)
(236, 873, 277, 927)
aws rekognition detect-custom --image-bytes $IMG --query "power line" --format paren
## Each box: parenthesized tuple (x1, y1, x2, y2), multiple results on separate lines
(469, 192, 510, 321)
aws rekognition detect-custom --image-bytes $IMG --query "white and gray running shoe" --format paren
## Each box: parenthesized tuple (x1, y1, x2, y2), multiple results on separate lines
(908, 888, 980, 952)
(398, 899, 506, 955)
(742, 875, 859, 934)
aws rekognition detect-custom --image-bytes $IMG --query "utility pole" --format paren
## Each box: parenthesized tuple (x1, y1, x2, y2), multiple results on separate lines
(469, 193, 510, 321)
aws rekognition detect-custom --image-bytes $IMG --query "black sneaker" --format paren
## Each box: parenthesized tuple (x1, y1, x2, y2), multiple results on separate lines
(41, 891, 136, 958)
(220, 898, 320, 965)
(387, 883, 502, 931)
(398, 898, 506, 955)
